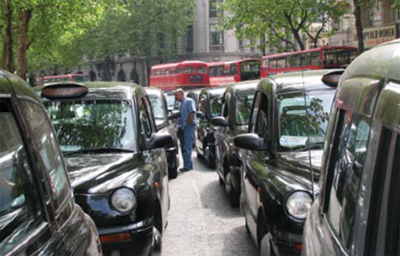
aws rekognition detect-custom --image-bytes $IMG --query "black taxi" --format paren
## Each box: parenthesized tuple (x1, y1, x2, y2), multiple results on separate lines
(195, 87, 225, 169)
(303, 40, 400, 256)
(0, 70, 102, 255)
(212, 80, 257, 207)
(146, 87, 179, 179)
(234, 70, 340, 255)
(38, 82, 172, 256)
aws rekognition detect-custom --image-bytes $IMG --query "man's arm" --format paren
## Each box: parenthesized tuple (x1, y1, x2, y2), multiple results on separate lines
(187, 111, 195, 125)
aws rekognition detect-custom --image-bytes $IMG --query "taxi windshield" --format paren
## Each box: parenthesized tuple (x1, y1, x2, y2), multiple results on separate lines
(277, 89, 335, 151)
(45, 100, 136, 153)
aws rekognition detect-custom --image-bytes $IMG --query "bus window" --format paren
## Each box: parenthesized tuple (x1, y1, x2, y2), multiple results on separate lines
(160, 70, 166, 76)
(165, 69, 171, 75)
(269, 59, 277, 69)
(155, 70, 160, 76)
(291, 54, 300, 67)
(210, 67, 216, 77)
(217, 66, 224, 76)
(230, 64, 238, 75)
(311, 51, 320, 66)
(197, 67, 207, 74)
(184, 67, 194, 73)
(301, 53, 311, 66)
(276, 58, 286, 69)
(177, 67, 182, 74)
(263, 59, 269, 68)
(224, 67, 230, 76)
(171, 68, 176, 74)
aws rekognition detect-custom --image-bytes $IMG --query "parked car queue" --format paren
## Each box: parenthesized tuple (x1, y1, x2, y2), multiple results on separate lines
(2, 39, 400, 256)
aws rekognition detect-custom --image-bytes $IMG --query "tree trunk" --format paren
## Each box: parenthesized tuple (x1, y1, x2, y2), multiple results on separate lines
(102, 56, 112, 81)
(16, 9, 32, 80)
(353, 0, 364, 53)
(1, 40, 8, 69)
(5, 0, 14, 72)
(292, 29, 305, 51)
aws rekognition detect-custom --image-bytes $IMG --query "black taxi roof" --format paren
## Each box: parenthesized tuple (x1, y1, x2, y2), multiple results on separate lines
(259, 69, 343, 95)
(200, 86, 226, 96)
(341, 39, 400, 82)
(0, 69, 42, 104)
(228, 79, 259, 92)
(37, 81, 146, 100)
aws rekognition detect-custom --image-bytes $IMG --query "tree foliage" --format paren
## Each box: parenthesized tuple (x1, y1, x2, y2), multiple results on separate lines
(0, 0, 107, 80)
(220, 0, 349, 52)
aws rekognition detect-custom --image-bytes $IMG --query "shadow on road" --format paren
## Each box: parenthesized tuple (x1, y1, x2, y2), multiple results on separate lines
(220, 225, 258, 256)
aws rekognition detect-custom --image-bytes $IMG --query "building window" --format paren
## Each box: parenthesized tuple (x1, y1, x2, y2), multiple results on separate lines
(210, 24, 224, 52)
(342, 17, 350, 31)
(209, 0, 222, 18)
(392, 8, 400, 22)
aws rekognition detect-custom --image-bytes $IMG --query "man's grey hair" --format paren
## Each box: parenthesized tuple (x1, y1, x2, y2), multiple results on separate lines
(175, 89, 185, 95)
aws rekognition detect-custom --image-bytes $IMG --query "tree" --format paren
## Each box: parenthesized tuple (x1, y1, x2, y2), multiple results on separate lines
(220, 0, 348, 52)
(0, 0, 107, 80)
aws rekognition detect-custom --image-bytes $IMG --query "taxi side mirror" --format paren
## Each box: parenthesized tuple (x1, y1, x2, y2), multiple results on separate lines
(144, 132, 173, 150)
(234, 133, 267, 151)
(168, 110, 181, 120)
(211, 116, 228, 127)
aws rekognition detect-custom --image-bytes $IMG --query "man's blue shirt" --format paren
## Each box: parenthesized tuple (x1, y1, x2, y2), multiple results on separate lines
(178, 97, 197, 129)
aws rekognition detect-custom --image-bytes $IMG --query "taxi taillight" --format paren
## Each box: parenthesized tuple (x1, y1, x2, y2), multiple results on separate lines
(41, 83, 88, 99)
(100, 233, 131, 243)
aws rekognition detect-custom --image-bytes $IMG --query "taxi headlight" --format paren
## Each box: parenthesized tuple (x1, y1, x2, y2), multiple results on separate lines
(110, 188, 137, 214)
(285, 191, 313, 220)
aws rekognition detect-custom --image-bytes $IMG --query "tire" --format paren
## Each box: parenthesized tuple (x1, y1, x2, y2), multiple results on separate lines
(225, 172, 240, 207)
(168, 167, 178, 179)
(257, 214, 273, 256)
(207, 156, 216, 169)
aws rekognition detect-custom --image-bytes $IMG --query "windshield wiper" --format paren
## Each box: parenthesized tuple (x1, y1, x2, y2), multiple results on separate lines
(64, 147, 134, 155)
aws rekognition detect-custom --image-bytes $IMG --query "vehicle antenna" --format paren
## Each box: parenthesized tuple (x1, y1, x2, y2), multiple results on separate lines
(301, 69, 315, 201)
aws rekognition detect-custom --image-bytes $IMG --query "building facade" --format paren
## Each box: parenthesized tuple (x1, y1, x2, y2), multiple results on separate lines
(329, 0, 400, 50)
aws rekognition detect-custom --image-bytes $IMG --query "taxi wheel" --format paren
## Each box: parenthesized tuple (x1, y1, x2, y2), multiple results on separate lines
(257, 214, 273, 256)
(225, 172, 239, 208)
(168, 168, 177, 179)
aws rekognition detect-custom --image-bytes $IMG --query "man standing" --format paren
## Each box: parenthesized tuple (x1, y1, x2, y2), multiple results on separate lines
(175, 89, 197, 172)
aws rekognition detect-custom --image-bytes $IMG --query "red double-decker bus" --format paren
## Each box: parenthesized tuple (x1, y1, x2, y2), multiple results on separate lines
(37, 73, 91, 86)
(260, 46, 358, 78)
(149, 61, 210, 91)
(208, 58, 260, 87)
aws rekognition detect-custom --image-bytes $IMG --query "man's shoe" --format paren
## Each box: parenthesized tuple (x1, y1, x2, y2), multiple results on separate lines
(179, 168, 191, 172)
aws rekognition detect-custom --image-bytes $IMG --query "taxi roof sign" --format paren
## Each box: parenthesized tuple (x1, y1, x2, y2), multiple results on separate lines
(41, 83, 88, 99)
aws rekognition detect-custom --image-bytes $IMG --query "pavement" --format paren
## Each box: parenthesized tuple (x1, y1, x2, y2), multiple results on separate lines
(162, 152, 258, 256)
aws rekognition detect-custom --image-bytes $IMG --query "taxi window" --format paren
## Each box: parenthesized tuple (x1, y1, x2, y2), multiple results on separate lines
(236, 92, 254, 126)
(199, 94, 208, 117)
(0, 102, 44, 255)
(139, 98, 153, 138)
(209, 93, 224, 118)
(45, 100, 136, 153)
(254, 93, 268, 138)
(149, 95, 167, 126)
(326, 111, 371, 250)
(22, 101, 70, 210)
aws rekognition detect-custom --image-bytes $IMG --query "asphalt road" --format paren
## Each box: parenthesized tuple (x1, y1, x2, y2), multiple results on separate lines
(162, 152, 258, 256)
